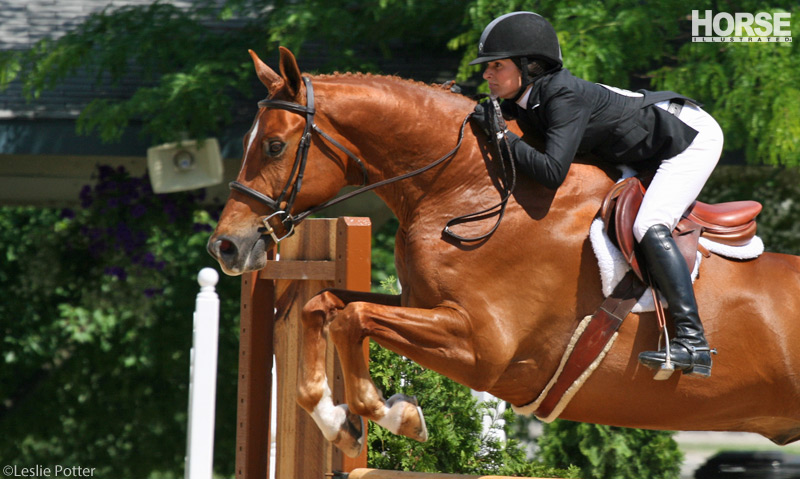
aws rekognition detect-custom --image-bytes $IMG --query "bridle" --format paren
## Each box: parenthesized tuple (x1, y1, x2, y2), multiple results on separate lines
(229, 76, 514, 244)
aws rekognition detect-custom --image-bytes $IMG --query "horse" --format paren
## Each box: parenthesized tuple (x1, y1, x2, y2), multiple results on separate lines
(208, 47, 800, 457)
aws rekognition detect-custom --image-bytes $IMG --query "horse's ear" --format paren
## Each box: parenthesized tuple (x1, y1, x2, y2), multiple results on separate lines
(278, 46, 304, 100)
(248, 49, 284, 93)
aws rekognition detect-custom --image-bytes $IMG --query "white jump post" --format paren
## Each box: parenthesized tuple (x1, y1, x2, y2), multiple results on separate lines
(185, 267, 221, 479)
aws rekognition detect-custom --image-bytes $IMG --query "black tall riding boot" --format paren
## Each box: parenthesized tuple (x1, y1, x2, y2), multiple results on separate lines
(637, 224, 713, 378)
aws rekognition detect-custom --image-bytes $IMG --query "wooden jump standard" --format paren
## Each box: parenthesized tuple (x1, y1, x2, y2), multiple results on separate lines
(236, 217, 371, 479)
(235, 217, 552, 479)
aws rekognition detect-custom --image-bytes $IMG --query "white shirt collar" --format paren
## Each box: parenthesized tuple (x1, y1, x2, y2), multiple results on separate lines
(516, 85, 534, 109)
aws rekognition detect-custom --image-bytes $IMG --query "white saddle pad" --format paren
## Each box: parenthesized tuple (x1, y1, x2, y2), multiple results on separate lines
(589, 217, 764, 313)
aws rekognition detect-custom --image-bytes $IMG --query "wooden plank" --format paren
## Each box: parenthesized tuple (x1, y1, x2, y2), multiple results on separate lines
(347, 469, 554, 479)
(260, 260, 336, 281)
(0, 154, 240, 207)
(0, 154, 144, 177)
(235, 267, 275, 479)
(273, 219, 338, 479)
(332, 217, 372, 473)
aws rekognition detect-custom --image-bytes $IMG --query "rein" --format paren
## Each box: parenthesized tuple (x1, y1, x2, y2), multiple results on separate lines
(443, 97, 517, 242)
(230, 76, 514, 244)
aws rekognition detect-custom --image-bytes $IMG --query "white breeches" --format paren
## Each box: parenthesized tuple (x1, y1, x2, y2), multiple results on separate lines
(632, 101, 724, 242)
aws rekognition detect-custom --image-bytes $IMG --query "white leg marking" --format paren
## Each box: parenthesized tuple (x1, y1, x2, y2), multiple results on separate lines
(309, 382, 347, 441)
(375, 394, 408, 434)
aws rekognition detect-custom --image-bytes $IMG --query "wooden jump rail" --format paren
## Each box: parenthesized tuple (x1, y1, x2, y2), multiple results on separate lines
(235, 217, 553, 479)
(339, 469, 553, 479)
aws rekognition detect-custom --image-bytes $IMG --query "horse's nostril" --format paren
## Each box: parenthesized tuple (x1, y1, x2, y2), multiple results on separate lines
(219, 239, 234, 253)
(209, 236, 238, 261)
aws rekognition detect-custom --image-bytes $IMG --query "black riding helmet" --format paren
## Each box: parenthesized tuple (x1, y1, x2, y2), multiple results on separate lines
(470, 11, 562, 67)
(470, 12, 562, 98)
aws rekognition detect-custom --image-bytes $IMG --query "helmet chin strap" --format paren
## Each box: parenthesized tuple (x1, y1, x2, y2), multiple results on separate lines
(510, 57, 532, 102)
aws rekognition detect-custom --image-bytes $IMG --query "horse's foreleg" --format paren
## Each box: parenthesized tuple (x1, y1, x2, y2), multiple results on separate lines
(329, 298, 484, 445)
(298, 289, 401, 457)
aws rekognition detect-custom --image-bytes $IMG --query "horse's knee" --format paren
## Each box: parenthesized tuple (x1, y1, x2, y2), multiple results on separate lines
(302, 290, 345, 326)
(329, 301, 368, 346)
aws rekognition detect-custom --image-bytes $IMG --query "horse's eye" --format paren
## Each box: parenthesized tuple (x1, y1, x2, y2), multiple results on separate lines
(265, 139, 286, 157)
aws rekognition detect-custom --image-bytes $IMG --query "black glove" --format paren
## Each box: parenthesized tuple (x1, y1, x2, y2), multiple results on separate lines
(472, 100, 507, 143)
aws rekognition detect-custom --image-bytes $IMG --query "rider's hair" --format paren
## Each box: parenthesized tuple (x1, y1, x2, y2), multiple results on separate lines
(510, 57, 551, 80)
(526, 59, 549, 77)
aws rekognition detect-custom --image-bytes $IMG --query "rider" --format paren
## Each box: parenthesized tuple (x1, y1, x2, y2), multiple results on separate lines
(470, 11, 722, 378)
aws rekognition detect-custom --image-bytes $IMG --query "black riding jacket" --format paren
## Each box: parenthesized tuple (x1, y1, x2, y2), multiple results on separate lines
(501, 68, 699, 189)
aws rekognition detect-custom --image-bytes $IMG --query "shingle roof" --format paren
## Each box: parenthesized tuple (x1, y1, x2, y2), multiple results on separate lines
(0, 0, 193, 51)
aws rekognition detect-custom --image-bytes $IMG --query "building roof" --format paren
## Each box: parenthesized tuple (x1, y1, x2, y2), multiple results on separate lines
(0, 0, 195, 51)
(0, 0, 224, 121)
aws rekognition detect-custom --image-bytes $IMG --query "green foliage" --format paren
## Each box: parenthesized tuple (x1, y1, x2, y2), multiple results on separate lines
(1, 0, 464, 145)
(652, 5, 800, 166)
(538, 420, 683, 479)
(0, 166, 241, 478)
(261, 0, 466, 72)
(1, 2, 255, 144)
(371, 217, 399, 291)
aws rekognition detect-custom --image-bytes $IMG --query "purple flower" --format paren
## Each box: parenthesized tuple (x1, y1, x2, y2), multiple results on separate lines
(139, 252, 157, 269)
(97, 165, 116, 180)
(131, 204, 147, 218)
(144, 288, 164, 298)
(80, 185, 93, 208)
(104, 266, 127, 281)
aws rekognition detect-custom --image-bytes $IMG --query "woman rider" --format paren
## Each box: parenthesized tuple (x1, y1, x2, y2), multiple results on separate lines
(470, 11, 723, 378)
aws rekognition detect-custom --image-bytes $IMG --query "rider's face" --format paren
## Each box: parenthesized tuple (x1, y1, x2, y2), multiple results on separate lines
(482, 59, 522, 99)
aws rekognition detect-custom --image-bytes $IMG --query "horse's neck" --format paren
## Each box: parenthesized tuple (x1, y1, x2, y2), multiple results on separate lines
(317, 76, 489, 223)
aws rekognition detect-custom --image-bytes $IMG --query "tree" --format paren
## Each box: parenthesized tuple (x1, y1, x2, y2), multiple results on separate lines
(0, 166, 242, 477)
(0, 0, 466, 145)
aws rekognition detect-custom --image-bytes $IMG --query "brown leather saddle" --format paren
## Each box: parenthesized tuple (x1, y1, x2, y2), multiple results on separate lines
(600, 176, 762, 281)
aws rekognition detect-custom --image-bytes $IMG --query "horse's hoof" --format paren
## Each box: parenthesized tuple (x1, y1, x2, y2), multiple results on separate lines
(379, 394, 429, 443)
(332, 406, 365, 458)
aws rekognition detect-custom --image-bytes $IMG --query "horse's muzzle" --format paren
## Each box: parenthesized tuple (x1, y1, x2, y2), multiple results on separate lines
(207, 232, 268, 275)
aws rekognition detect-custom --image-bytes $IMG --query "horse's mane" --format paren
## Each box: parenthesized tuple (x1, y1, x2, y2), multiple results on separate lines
(309, 71, 470, 100)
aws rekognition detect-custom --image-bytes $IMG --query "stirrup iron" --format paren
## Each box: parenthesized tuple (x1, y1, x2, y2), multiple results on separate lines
(652, 320, 674, 381)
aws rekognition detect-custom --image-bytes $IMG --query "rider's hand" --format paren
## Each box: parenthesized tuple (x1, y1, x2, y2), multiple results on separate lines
(471, 102, 506, 143)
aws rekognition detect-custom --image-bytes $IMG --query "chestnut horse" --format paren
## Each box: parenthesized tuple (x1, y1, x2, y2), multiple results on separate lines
(208, 47, 800, 457)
